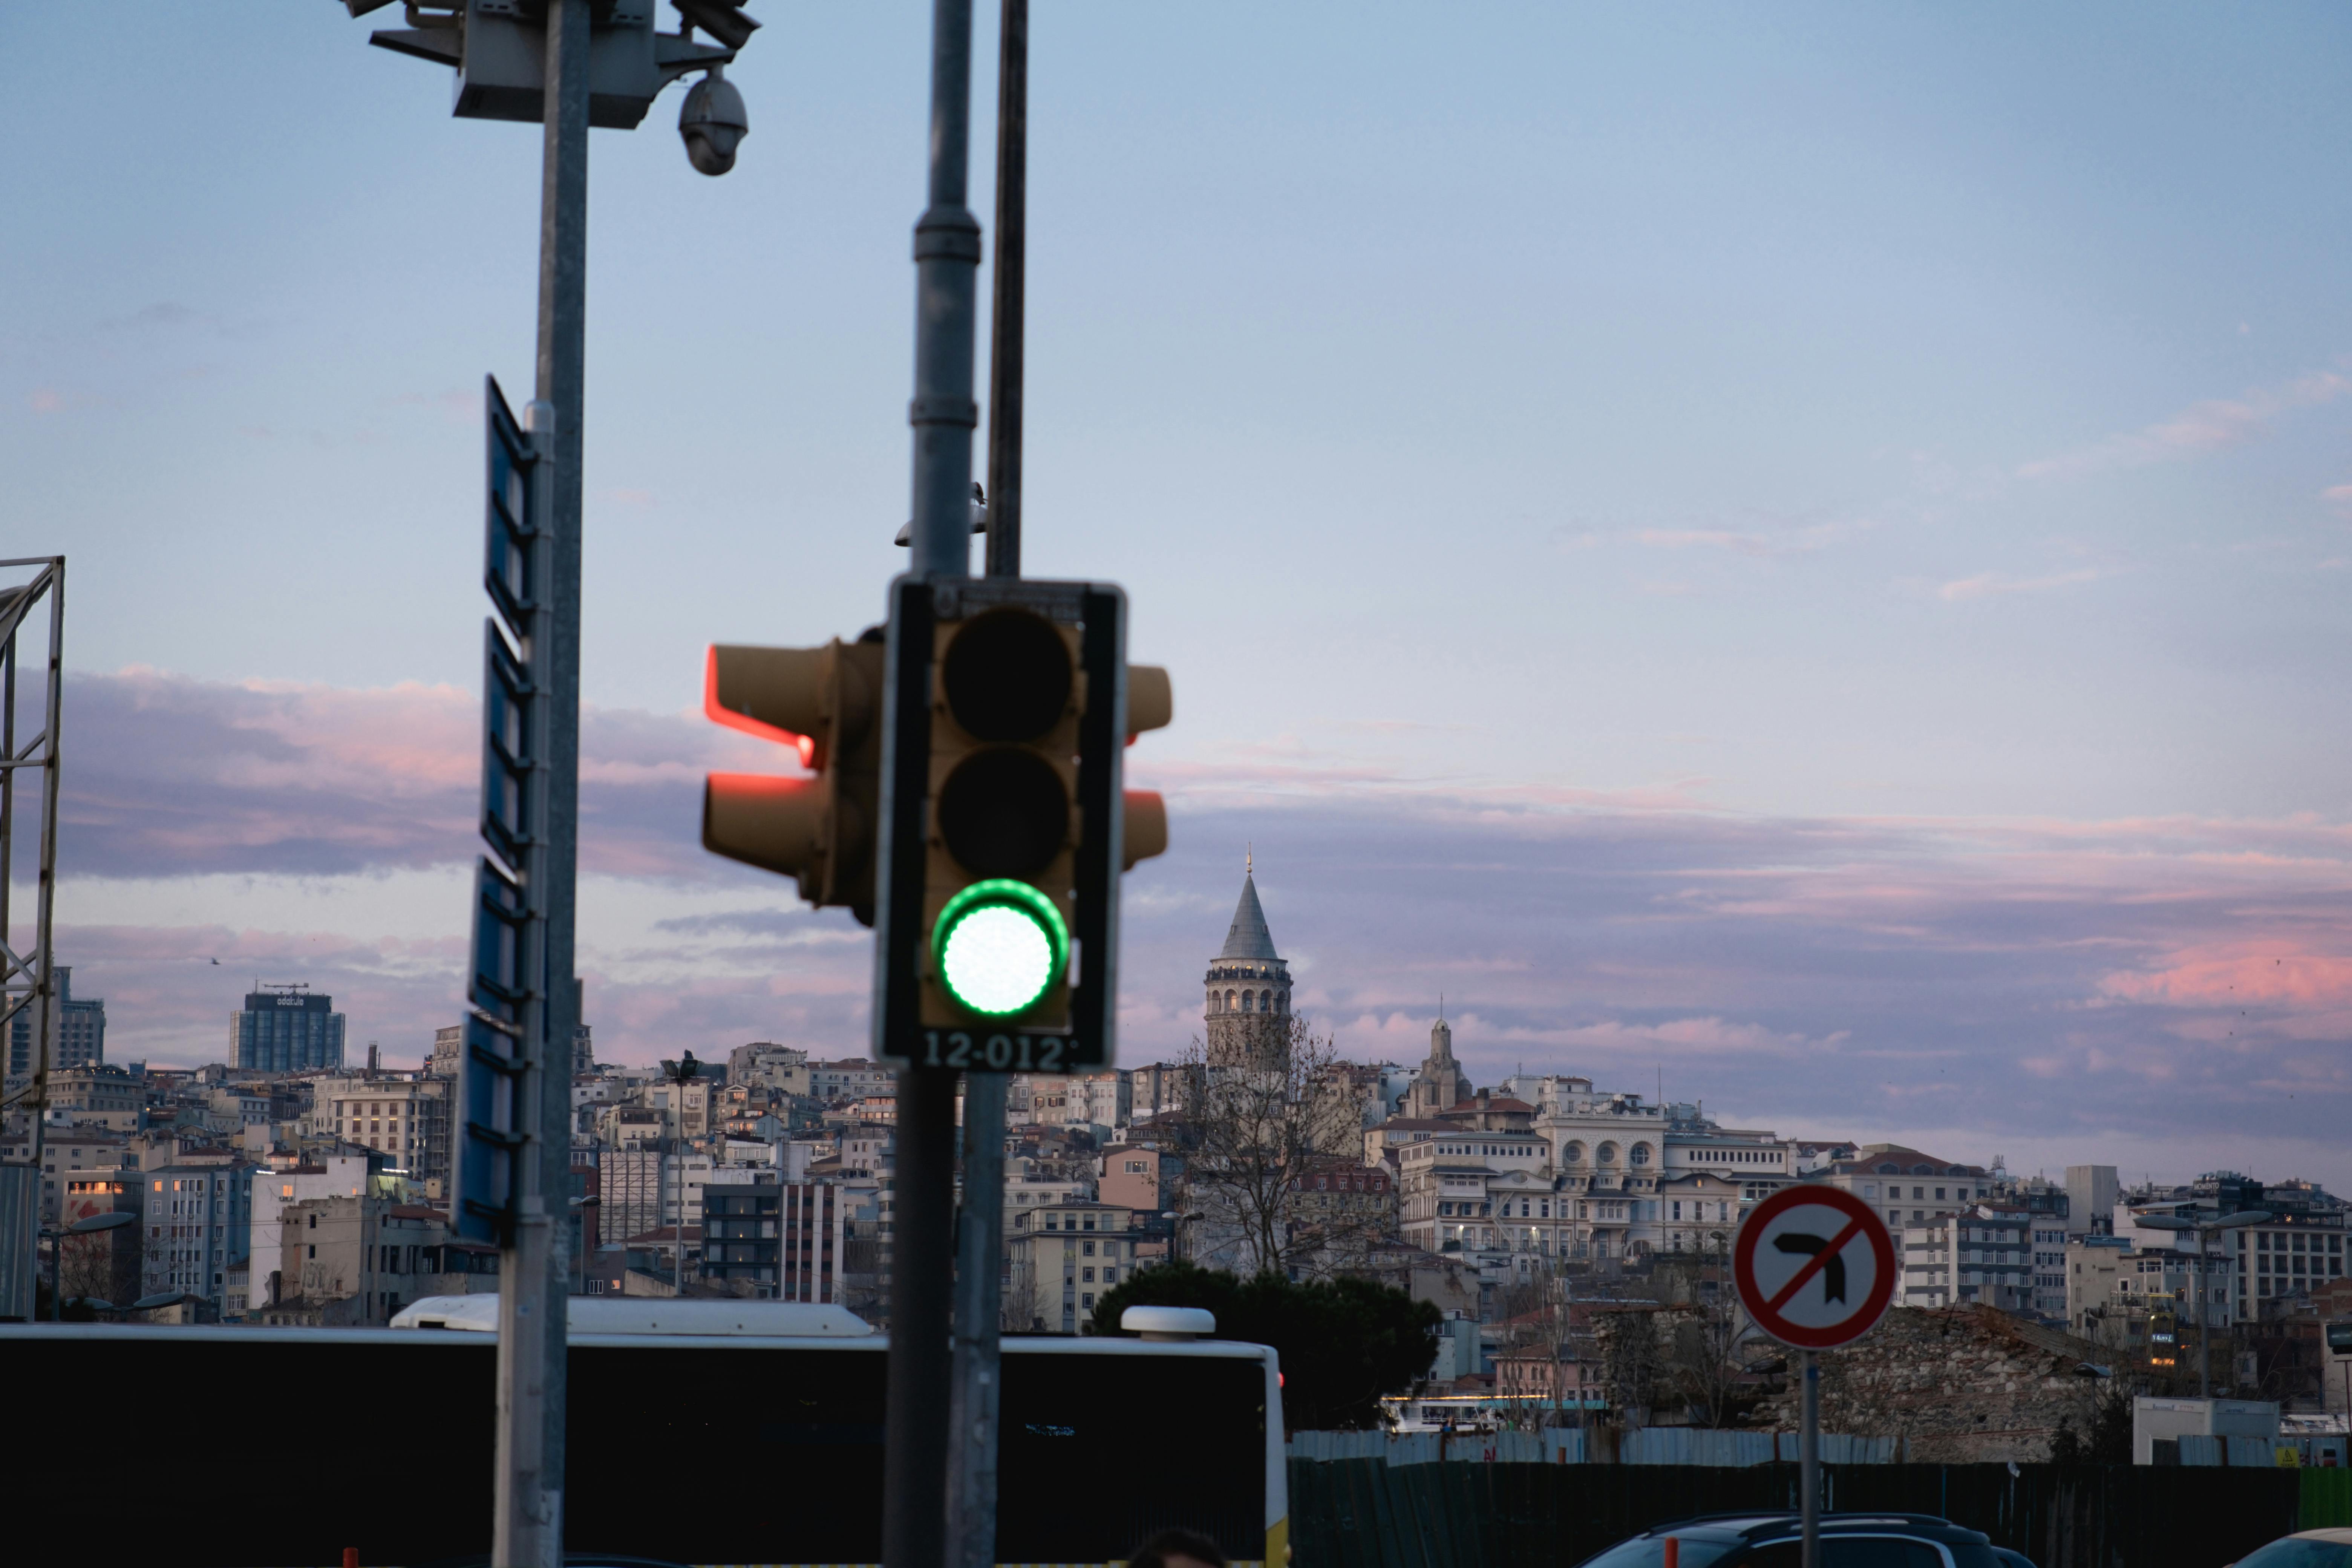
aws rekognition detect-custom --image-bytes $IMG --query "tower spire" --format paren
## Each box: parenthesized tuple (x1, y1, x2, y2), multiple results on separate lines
(1246, 841, 1253, 876)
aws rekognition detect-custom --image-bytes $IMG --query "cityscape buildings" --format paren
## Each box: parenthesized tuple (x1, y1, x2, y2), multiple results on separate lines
(0, 862, 2337, 1437)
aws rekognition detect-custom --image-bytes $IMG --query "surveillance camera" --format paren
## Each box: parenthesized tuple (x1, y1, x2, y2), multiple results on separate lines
(680, 71, 749, 177)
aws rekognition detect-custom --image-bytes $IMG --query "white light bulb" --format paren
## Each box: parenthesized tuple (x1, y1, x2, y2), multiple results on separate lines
(940, 904, 1055, 1015)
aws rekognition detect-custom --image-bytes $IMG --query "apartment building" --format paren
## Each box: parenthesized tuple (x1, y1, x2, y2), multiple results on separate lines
(1006, 1201, 1134, 1334)
(1900, 1205, 2033, 1312)
(1396, 1129, 1548, 1254)
(1806, 1145, 1993, 1234)
(273, 1192, 452, 1325)
(46, 1063, 144, 1133)
(247, 1155, 371, 1312)
(142, 1159, 256, 1316)
(31, 1128, 130, 1222)
(701, 1183, 782, 1296)
(309, 1074, 453, 1195)
(2066, 1234, 2235, 1352)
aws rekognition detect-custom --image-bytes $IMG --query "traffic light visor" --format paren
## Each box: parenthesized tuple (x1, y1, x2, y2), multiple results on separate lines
(704, 644, 816, 766)
(932, 878, 1069, 1018)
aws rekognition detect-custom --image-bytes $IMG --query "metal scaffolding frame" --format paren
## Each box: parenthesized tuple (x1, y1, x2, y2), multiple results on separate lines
(0, 556, 64, 1320)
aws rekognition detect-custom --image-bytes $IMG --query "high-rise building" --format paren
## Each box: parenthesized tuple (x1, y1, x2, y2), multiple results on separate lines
(231, 986, 346, 1073)
(7, 965, 106, 1079)
(1203, 853, 1290, 1066)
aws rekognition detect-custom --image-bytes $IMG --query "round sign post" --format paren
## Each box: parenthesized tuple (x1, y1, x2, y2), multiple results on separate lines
(1733, 1186, 1897, 1568)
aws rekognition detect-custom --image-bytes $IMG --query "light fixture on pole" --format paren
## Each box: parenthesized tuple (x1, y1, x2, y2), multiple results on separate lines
(663, 1051, 704, 1295)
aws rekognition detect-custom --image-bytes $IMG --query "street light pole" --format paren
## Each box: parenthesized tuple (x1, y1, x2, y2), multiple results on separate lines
(495, 7, 590, 1566)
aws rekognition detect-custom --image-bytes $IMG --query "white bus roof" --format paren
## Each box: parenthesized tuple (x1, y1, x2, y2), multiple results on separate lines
(390, 1295, 877, 1337)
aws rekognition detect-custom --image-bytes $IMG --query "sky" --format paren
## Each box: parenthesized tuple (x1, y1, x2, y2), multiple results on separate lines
(4, 3, 2349, 1193)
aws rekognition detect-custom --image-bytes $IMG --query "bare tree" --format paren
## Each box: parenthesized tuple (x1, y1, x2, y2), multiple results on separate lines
(1173, 1015, 1383, 1279)
(1596, 1304, 1667, 1432)
(56, 1227, 135, 1306)
(1647, 1238, 1762, 1427)
(1002, 1252, 1053, 1333)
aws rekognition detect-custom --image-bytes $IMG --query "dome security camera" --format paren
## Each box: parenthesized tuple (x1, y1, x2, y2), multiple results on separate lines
(680, 70, 749, 177)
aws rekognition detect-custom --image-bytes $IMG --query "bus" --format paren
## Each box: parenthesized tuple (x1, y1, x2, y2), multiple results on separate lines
(3, 1298, 1286, 1567)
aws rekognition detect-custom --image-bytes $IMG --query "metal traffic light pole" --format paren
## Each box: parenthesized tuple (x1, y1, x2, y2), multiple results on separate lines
(946, 6, 1027, 1565)
(885, 2, 982, 1568)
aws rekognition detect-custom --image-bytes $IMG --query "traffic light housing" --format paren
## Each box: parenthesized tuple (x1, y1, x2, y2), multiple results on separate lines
(874, 577, 1169, 1070)
(701, 633, 885, 925)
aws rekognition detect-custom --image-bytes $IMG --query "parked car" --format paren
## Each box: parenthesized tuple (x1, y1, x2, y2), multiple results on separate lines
(2226, 1528, 2352, 1568)
(1573, 1513, 2008, 1568)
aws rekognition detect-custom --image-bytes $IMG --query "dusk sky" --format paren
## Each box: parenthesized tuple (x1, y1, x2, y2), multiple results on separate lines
(5, 5, 2349, 1192)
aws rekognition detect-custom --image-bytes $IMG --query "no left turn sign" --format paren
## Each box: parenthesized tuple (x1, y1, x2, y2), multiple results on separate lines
(1733, 1185, 1897, 1349)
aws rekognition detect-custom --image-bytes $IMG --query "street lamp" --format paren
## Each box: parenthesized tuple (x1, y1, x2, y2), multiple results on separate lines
(325, 10, 761, 1560)
(41, 1209, 135, 1322)
(664, 1051, 703, 1296)
(2134, 1210, 2271, 1398)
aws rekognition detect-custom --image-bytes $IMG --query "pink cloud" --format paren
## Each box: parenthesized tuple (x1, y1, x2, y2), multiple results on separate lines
(61, 667, 785, 881)
(2020, 369, 2349, 479)
(2098, 943, 2352, 1008)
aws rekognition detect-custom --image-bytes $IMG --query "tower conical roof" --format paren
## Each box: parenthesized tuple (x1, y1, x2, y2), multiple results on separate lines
(1218, 873, 1280, 961)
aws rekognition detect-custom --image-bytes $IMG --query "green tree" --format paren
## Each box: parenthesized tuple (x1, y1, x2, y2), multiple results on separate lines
(1090, 1262, 1442, 1431)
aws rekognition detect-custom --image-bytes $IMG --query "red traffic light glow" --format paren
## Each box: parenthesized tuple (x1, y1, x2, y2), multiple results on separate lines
(704, 645, 815, 766)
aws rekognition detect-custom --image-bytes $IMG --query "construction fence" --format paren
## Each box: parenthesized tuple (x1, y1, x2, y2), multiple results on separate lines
(1284, 1457, 2320, 1568)
(1289, 1429, 1899, 1466)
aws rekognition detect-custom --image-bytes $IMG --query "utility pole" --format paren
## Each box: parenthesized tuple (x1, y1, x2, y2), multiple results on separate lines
(493, 7, 589, 1565)
(946, 8, 1027, 1565)
(884, 4, 981, 1568)
(326, 6, 762, 1560)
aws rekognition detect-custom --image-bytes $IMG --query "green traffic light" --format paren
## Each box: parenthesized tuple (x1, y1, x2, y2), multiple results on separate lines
(933, 878, 1069, 1017)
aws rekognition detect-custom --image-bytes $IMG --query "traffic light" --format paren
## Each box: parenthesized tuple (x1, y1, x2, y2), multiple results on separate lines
(700, 632, 885, 925)
(874, 578, 1170, 1070)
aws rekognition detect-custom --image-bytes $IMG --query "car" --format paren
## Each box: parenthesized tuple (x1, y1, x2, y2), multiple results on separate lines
(1574, 1512, 2008, 1568)
(2226, 1528, 2352, 1568)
